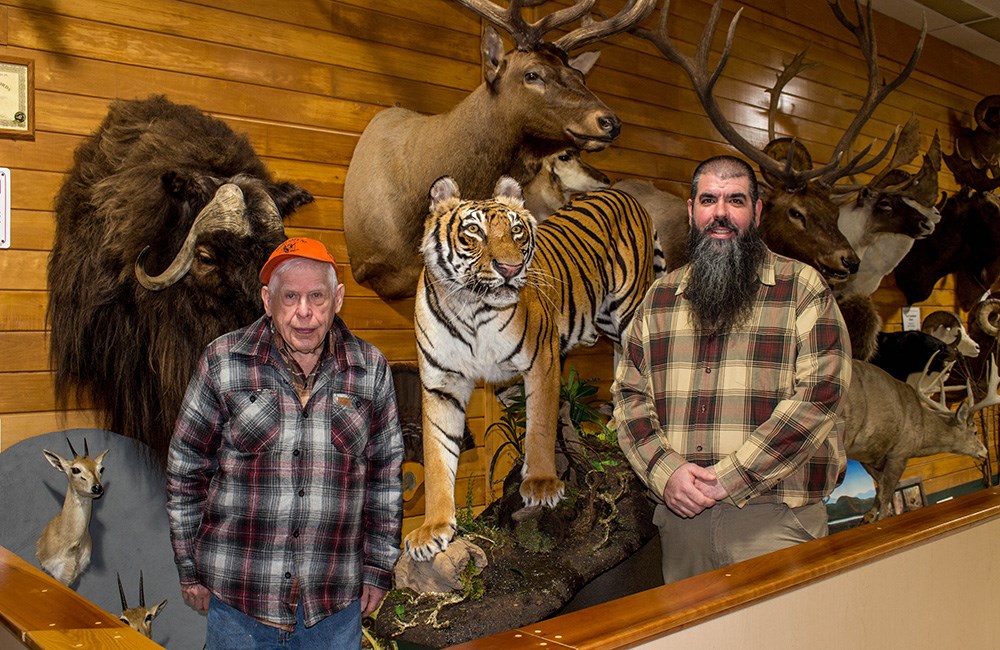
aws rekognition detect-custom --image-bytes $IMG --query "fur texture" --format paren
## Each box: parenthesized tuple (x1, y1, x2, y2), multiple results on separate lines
(47, 95, 313, 462)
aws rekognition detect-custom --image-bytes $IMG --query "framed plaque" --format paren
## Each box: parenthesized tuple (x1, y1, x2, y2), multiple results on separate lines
(0, 56, 34, 140)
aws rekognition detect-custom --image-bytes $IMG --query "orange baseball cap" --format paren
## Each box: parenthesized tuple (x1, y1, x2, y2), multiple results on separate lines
(259, 237, 338, 284)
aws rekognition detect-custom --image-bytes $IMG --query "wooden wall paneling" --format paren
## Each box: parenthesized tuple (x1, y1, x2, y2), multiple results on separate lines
(1, 0, 999, 538)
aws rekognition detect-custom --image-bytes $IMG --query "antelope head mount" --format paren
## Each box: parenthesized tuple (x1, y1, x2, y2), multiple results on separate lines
(118, 572, 167, 639)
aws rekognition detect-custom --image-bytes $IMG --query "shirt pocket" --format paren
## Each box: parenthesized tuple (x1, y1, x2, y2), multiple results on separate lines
(224, 389, 281, 453)
(327, 392, 369, 457)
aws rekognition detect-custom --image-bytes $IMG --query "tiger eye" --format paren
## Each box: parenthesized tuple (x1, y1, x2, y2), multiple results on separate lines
(466, 224, 480, 234)
(511, 224, 524, 236)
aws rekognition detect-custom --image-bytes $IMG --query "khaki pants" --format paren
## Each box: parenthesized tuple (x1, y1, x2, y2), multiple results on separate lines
(654, 500, 828, 584)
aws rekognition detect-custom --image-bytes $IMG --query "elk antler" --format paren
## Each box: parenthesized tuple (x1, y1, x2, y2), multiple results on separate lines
(455, 0, 655, 52)
(817, 0, 927, 185)
(766, 49, 815, 144)
(634, 0, 925, 191)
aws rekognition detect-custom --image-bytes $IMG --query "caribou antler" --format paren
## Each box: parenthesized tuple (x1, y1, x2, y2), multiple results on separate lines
(634, 0, 925, 191)
(455, 0, 655, 52)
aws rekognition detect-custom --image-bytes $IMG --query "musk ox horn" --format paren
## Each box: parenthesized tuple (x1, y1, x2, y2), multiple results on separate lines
(135, 183, 252, 291)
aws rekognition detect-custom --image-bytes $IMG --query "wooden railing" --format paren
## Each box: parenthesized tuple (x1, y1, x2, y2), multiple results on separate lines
(449, 487, 1000, 649)
(0, 547, 161, 649)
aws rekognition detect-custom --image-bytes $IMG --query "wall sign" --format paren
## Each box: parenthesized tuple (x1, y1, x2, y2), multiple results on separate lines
(0, 56, 34, 140)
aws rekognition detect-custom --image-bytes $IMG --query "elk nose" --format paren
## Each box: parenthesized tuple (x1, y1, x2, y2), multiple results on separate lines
(597, 114, 621, 139)
(493, 261, 523, 280)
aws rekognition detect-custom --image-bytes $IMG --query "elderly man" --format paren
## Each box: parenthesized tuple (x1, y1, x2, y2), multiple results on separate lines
(613, 156, 851, 583)
(166, 237, 403, 648)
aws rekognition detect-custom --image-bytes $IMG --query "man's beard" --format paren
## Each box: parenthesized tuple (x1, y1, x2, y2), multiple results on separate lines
(685, 216, 768, 334)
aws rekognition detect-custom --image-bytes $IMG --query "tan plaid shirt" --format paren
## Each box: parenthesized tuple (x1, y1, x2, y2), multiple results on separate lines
(613, 251, 851, 508)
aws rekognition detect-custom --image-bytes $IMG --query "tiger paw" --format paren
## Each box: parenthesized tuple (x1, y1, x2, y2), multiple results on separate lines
(519, 476, 565, 508)
(403, 520, 457, 562)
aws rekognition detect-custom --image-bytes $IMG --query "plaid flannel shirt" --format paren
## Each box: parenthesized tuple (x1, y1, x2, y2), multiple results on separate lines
(166, 314, 403, 628)
(613, 250, 851, 508)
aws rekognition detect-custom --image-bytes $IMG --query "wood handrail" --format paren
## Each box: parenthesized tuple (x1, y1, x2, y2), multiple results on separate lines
(0, 546, 161, 648)
(449, 487, 1000, 649)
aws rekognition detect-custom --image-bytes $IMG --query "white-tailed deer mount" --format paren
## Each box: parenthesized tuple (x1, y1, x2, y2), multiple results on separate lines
(35, 438, 108, 586)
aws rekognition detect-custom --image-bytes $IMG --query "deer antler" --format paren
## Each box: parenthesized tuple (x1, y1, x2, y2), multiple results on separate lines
(455, 0, 654, 52)
(916, 350, 954, 413)
(969, 354, 1000, 414)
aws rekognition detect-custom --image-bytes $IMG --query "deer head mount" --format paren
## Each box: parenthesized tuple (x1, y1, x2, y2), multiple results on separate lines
(632, 0, 925, 285)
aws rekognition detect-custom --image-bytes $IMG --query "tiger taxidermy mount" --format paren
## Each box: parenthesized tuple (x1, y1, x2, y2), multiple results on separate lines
(405, 175, 662, 561)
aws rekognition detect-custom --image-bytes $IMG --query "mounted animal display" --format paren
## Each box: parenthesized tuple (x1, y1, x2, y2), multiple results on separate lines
(343, 0, 654, 300)
(962, 297, 1000, 400)
(522, 148, 610, 220)
(405, 176, 660, 560)
(894, 187, 1000, 310)
(36, 438, 108, 586)
(631, 0, 925, 289)
(47, 95, 314, 463)
(117, 572, 167, 639)
(842, 359, 995, 523)
(944, 94, 1000, 192)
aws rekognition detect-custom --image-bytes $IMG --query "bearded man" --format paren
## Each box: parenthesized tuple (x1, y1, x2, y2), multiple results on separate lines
(612, 155, 851, 583)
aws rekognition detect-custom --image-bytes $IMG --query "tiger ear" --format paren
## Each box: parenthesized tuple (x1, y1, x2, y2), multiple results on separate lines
(493, 176, 524, 207)
(429, 176, 461, 212)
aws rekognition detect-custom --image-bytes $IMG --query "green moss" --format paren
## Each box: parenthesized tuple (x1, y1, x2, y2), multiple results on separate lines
(514, 518, 554, 553)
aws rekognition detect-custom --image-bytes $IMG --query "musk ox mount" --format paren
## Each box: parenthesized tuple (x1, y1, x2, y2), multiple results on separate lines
(48, 95, 314, 463)
(371, 416, 655, 648)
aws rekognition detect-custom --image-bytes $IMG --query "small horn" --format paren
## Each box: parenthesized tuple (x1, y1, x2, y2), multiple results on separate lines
(975, 299, 1000, 338)
(118, 573, 128, 610)
(139, 571, 146, 608)
(66, 437, 78, 458)
(84, 438, 90, 458)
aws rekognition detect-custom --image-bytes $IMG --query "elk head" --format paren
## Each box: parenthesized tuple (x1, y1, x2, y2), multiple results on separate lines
(459, 0, 656, 154)
(118, 572, 167, 639)
(633, 0, 925, 286)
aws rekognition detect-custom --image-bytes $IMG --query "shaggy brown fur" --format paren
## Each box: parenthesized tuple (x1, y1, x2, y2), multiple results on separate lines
(836, 293, 882, 361)
(48, 96, 313, 462)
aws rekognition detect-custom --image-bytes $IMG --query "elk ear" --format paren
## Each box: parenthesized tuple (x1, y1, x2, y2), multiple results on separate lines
(42, 450, 66, 471)
(268, 182, 314, 218)
(494, 176, 525, 206)
(569, 50, 601, 76)
(482, 27, 507, 86)
(429, 176, 461, 213)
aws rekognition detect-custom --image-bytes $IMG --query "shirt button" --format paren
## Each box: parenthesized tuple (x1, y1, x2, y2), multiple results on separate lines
(293, 530, 300, 538)
(298, 489, 305, 497)
(249, 394, 256, 403)
(293, 449, 300, 457)
(705, 367, 712, 374)
(700, 404, 707, 413)
(302, 410, 309, 418)
(697, 445, 703, 451)
(284, 572, 292, 579)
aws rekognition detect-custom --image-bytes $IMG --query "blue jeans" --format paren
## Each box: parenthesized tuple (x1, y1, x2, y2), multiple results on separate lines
(206, 594, 361, 649)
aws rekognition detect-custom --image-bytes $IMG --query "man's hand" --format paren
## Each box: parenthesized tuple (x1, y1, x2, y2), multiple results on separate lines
(181, 583, 211, 614)
(663, 463, 726, 517)
(361, 584, 387, 618)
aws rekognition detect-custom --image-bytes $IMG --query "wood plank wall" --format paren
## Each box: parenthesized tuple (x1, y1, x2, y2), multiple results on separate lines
(1, 0, 998, 537)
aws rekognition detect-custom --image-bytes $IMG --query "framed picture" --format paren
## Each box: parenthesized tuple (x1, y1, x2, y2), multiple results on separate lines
(0, 56, 34, 140)
(891, 477, 927, 515)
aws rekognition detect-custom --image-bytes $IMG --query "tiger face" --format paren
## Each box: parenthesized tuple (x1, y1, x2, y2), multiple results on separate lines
(423, 176, 537, 308)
